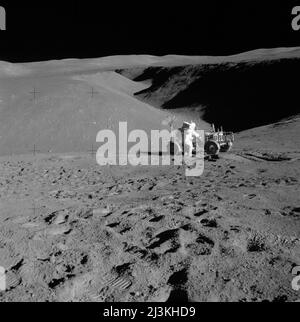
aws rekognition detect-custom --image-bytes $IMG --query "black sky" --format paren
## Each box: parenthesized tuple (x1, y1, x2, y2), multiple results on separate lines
(0, 1, 300, 62)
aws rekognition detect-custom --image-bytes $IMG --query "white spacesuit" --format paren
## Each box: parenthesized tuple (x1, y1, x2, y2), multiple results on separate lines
(185, 122, 199, 156)
(0, 266, 5, 291)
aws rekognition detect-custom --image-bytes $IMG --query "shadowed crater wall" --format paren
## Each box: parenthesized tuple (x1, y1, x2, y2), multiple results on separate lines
(119, 58, 300, 132)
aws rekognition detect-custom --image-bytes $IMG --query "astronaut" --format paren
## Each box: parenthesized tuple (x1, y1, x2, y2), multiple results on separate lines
(185, 122, 200, 157)
(0, 266, 6, 291)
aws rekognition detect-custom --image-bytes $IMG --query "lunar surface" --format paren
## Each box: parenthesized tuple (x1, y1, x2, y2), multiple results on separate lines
(0, 48, 299, 302)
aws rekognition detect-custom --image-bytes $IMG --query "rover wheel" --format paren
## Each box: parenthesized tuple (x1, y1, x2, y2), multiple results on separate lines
(205, 140, 220, 155)
(220, 142, 233, 153)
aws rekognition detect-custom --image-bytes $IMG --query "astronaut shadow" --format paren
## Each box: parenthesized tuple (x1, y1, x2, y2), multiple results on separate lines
(145, 141, 177, 156)
(143, 142, 211, 160)
(146, 151, 164, 156)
